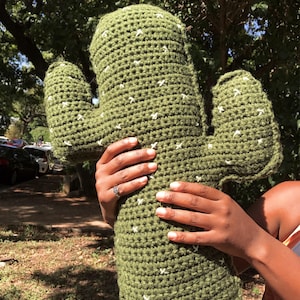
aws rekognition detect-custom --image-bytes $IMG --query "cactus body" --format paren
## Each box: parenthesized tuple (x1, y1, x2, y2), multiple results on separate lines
(44, 4, 282, 299)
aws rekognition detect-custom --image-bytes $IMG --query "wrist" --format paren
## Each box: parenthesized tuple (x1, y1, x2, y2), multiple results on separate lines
(104, 216, 115, 227)
(100, 203, 116, 227)
(244, 228, 278, 272)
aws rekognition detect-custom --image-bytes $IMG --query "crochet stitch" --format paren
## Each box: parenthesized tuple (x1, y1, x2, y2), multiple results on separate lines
(44, 4, 282, 299)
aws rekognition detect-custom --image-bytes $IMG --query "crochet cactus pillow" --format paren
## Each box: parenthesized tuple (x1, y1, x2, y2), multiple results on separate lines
(44, 4, 282, 300)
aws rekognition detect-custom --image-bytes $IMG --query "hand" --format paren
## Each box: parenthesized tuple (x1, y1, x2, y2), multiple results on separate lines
(155, 181, 300, 300)
(155, 181, 262, 260)
(95, 137, 157, 226)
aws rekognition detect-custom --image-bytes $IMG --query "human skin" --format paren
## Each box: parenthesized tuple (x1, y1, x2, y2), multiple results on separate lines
(95, 138, 300, 299)
(155, 181, 300, 300)
(95, 137, 158, 227)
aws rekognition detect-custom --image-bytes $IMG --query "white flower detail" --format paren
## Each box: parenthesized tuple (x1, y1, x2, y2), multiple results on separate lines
(157, 79, 166, 86)
(162, 46, 169, 53)
(193, 245, 199, 252)
(136, 29, 143, 36)
(62, 101, 69, 107)
(257, 108, 265, 116)
(177, 24, 182, 30)
(132, 226, 138, 233)
(133, 60, 141, 66)
(175, 142, 183, 149)
(49, 128, 53, 133)
(115, 124, 122, 130)
(208, 143, 213, 149)
(225, 160, 232, 165)
(218, 105, 225, 113)
(137, 198, 144, 205)
(100, 112, 104, 118)
(119, 83, 125, 89)
(151, 142, 158, 149)
(233, 88, 241, 97)
(97, 140, 103, 146)
(77, 114, 84, 121)
(104, 66, 110, 73)
(196, 176, 202, 182)
(64, 141, 72, 146)
(243, 76, 249, 81)
(233, 130, 241, 137)
(219, 257, 225, 264)
(47, 96, 53, 101)
(129, 97, 135, 103)
(258, 138, 263, 145)
(159, 268, 169, 275)
(143, 295, 150, 300)
(59, 63, 66, 67)
(156, 13, 164, 18)
(151, 113, 158, 120)
(181, 93, 188, 99)
(101, 30, 108, 37)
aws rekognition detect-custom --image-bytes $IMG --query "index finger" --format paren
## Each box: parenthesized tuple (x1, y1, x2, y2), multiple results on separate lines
(98, 137, 139, 164)
(169, 181, 225, 201)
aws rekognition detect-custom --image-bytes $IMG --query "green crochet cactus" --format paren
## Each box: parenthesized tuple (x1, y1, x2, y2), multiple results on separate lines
(44, 4, 282, 299)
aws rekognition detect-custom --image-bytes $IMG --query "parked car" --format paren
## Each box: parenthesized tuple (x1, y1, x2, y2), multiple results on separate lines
(52, 156, 65, 173)
(0, 136, 8, 144)
(23, 145, 54, 174)
(7, 138, 28, 148)
(0, 144, 39, 185)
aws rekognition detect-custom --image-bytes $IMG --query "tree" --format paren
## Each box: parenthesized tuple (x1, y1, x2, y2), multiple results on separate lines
(151, 0, 300, 201)
(0, 0, 299, 198)
(0, 0, 126, 193)
(11, 86, 46, 139)
(0, 0, 119, 80)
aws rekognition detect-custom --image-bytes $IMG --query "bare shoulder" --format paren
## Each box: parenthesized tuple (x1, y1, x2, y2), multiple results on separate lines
(247, 181, 300, 241)
(266, 181, 300, 240)
(265, 181, 300, 200)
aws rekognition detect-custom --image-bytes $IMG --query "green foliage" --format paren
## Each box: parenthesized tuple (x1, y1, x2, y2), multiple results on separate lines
(30, 126, 50, 143)
(5, 121, 22, 139)
(0, 0, 299, 200)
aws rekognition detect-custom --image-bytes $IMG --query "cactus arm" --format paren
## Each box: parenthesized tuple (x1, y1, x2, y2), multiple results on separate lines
(44, 61, 102, 162)
(208, 70, 283, 186)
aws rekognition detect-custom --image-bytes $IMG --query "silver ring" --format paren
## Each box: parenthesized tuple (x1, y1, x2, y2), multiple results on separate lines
(113, 185, 121, 199)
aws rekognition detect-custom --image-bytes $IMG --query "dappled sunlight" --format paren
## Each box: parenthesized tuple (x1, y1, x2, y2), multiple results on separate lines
(0, 230, 118, 299)
(32, 266, 118, 300)
(0, 174, 112, 233)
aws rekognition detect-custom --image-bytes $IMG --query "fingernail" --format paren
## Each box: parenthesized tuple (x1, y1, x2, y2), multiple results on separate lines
(156, 191, 166, 200)
(167, 232, 177, 240)
(146, 148, 156, 156)
(138, 176, 148, 184)
(148, 162, 157, 171)
(170, 181, 180, 189)
(127, 137, 137, 144)
(156, 207, 166, 216)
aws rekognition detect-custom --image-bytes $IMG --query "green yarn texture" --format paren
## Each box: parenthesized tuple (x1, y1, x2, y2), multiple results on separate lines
(44, 4, 282, 299)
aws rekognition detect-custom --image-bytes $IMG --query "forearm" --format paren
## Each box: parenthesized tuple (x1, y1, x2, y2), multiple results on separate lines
(245, 228, 300, 299)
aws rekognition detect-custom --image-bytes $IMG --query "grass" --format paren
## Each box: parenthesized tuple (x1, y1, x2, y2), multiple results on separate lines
(0, 225, 264, 300)
(0, 225, 118, 300)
